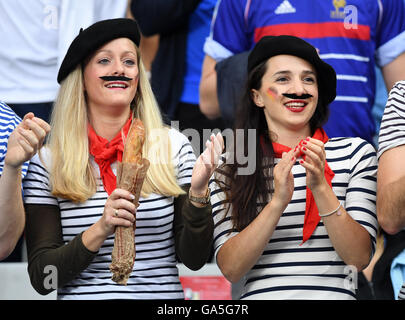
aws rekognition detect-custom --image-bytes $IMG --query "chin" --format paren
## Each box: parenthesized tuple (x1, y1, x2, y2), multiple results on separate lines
(107, 99, 132, 109)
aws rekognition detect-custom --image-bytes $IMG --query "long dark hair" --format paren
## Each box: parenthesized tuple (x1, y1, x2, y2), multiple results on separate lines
(215, 59, 329, 232)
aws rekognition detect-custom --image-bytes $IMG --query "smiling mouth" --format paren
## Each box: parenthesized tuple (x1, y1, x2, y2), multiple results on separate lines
(105, 82, 129, 89)
(284, 100, 308, 112)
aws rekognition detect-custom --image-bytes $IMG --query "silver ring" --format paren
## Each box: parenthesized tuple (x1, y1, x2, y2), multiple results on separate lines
(114, 209, 119, 217)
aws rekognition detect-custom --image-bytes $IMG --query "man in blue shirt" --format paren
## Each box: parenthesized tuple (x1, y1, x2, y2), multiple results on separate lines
(200, 0, 405, 145)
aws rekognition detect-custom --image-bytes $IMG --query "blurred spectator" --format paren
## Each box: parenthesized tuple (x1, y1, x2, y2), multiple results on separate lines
(131, 0, 226, 155)
(200, 0, 405, 145)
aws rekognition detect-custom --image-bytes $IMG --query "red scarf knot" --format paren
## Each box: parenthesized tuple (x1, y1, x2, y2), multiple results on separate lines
(260, 128, 335, 244)
(88, 117, 132, 195)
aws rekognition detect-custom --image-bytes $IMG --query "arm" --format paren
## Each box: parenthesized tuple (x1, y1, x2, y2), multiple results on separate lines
(382, 52, 405, 92)
(217, 199, 287, 283)
(25, 187, 136, 295)
(377, 145, 405, 234)
(216, 149, 299, 283)
(25, 204, 97, 295)
(172, 133, 223, 270)
(310, 184, 372, 271)
(199, 0, 247, 120)
(0, 113, 49, 260)
(300, 138, 375, 271)
(173, 184, 213, 270)
(199, 55, 221, 119)
(82, 188, 136, 252)
(0, 164, 25, 260)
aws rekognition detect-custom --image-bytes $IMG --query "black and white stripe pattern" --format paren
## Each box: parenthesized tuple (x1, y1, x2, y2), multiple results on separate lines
(378, 80, 405, 301)
(378, 81, 405, 159)
(23, 128, 196, 299)
(211, 137, 378, 300)
(399, 284, 405, 300)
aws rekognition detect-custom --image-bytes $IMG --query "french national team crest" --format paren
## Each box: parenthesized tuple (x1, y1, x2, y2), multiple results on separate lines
(331, 0, 346, 19)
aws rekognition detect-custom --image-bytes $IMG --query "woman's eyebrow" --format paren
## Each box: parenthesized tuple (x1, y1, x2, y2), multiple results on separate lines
(94, 49, 136, 56)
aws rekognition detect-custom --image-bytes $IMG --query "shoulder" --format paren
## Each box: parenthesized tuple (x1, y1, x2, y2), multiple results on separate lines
(389, 80, 405, 97)
(381, 81, 405, 122)
(168, 127, 192, 149)
(326, 137, 376, 159)
(168, 127, 195, 160)
(378, 81, 405, 158)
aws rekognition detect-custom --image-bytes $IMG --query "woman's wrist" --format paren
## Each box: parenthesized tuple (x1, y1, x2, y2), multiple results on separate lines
(189, 186, 210, 208)
(82, 221, 108, 253)
(310, 179, 330, 197)
(189, 185, 208, 197)
(267, 197, 287, 216)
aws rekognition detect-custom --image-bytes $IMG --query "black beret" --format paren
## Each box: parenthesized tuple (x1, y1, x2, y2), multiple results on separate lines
(57, 18, 141, 83)
(248, 35, 336, 106)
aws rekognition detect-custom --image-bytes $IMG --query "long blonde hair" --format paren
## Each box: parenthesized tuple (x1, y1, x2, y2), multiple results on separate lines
(47, 45, 185, 203)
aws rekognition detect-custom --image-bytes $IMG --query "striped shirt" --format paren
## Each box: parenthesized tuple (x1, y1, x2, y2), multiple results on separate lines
(0, 101, 29, 179)
(377, 80, 405, 301)
(378, 81, 405, 159)
(23, 128, 196, 300)
(211, 137, 378, 300)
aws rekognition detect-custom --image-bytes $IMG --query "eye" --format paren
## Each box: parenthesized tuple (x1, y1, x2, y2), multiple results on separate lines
(98, 58, 110, 65)
(123, 59, 136, 66)
(276, 76, 289, 83)
(303, 76, 316, 83)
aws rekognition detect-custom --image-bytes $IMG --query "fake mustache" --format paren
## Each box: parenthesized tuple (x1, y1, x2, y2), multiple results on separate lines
(282, 93, 313, 99)
(99, 75, 133, 82)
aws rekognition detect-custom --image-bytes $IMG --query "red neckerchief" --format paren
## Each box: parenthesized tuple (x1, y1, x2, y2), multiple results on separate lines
(88, 117, 132, 195)
(260, 128, 335, 244)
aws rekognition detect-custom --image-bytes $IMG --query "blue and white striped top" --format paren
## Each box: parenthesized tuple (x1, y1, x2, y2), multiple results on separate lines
(23, 128, 196, 300)
(0, 101, 29, 178)
(211, 137, 378, 299)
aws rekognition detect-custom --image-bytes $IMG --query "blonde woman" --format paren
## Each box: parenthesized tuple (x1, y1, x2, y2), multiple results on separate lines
(23, 18, 223, 300)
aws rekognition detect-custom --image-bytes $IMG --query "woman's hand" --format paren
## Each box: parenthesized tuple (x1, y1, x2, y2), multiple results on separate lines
(272, 148, 300, 211)
(190, 132, 224, 196)
(98, 188, 137, 237)
(5, 113, 50, 168)
(298, 137, 328, 191)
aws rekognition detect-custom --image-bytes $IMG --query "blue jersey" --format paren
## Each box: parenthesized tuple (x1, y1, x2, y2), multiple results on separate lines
(0, 101, 29, 179)
(180, 0, 217, 105)
(205, 0, 405, 143)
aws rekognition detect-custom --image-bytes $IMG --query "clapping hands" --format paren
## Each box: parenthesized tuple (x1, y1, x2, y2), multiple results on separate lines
(190, 132, 224, 197)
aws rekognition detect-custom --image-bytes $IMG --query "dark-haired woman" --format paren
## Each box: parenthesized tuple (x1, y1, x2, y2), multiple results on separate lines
(210, 36, 378, 300)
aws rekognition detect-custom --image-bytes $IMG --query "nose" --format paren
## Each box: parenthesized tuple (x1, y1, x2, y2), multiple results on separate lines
(289, 78, 306, 96)
(112, 60, 125, 76)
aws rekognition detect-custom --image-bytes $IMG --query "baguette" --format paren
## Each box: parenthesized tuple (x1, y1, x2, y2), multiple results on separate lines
(110, 118, 150, 285)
